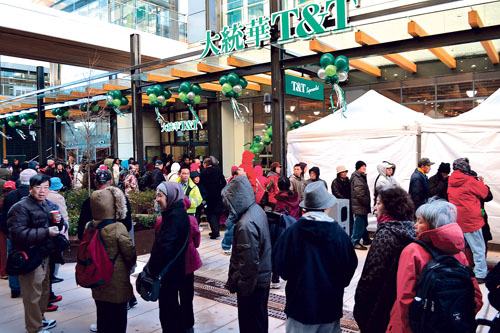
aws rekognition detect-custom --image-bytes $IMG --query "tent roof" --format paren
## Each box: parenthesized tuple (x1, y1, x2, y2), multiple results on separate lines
(288, 90, 429, 142)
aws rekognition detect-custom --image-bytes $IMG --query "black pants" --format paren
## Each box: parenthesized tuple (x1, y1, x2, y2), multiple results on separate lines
(159, 274, 195, 332)
(95, 300, 127, 333)
(237, 286, 270, 333)
(207, 213, 220, 238)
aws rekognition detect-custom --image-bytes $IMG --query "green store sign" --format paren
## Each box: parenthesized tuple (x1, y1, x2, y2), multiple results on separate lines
(285, 75, 324, 100)
(201, 0, 359, 58)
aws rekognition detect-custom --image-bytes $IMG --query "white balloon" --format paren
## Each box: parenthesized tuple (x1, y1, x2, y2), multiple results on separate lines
(317, 68, 326, 80)
(107, 96, 114, 102)
(337, 71, 348, 82)
(21, 119, 27, 125)
(157, 95, 166, 103)
(232, 85, 242, 94)
(56, 115, 62, 121)
(187, 91, 196, 100)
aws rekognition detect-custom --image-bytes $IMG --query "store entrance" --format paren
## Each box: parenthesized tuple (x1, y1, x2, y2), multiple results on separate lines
(164, 144, 209, 161)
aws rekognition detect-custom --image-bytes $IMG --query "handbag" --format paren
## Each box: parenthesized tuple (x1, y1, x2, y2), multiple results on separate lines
(6, 245, 43, 275)
(136, 228, 190, 302)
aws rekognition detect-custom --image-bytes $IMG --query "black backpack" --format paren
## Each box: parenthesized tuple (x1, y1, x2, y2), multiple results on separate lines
(409, 240, 476, 333)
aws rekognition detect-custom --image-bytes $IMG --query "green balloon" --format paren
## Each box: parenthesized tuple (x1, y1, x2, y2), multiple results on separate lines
(178, 92, 187, 101)
(266, 127, 272, 136)
(263, 135, 271, 144)
(8, 121, 14, 127)
(219, 76, 228, 85)
(150, 101, 158, 107)
(79, 104, 86, 112)
(146, 87, 154, 95)
(15, 121, 21, 127)
(222, 83, 233, 93)
(228, 73, 239, 86)
(239, 78, 248, 89)
(325, 76, 332, 84)
(27, 118, 34, 125)
(63, 111, 70, 118)
(163, 90, 172, 99)
(332, 75, 339, 84)
(152, 84, 163, 96)
(194, 95, 201, 104)
(334, 55, 349, 72)
(106, 90, 114, 97)
(113, 99, 121, 107)
(325, 64, 337, 77)
(92, 104, 100, 112)
(191, 84, 202, 95)
(320, 53, 335, 68)
(148, 94, 157, 102)
(107, 101, 114, 107)
(253, 135, 261, 143)
(179, 82, 191, 93)
(183, 98, 190, 105)
(111, 90, 122, 99)
(226, 91, 235, 98)
(162, 101, 167, 107)
(237, 92, 242, 97)
(120, 96, 129, 106)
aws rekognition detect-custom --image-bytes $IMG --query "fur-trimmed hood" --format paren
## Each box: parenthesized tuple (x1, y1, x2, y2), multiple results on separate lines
(90, 186, 128, 221)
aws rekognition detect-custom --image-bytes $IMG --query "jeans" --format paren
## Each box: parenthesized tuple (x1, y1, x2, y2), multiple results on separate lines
(7, 238, 20, 292)
(351, 214, 369, 245)
(207, 213, 220, 238)
(237, 286, 270, 333)
(464, 229, 488, 279)
(286, 317, 340, 333)
(221, 224, 235, 251)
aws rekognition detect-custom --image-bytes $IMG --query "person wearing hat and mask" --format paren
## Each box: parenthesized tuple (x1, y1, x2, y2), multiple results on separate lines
(429, 162, 451, 201)
(409, 157, 435, 209)
(0, 169, 37, 298)
(351, 161, 372, 250)
(264, 162, 281, 209)
(273, 181, 358, 332)
(304, 166, 328, 189)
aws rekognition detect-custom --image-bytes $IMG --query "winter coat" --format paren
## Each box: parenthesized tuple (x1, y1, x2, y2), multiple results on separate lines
(174, 177, 203, 214)
(428, 173, 448, 201)
(200, 166, 226, 214)
(273, 211, 358, 325)
(55, 169, 72, 190)
(275, 190, 301, 220)
(47, 191, 69, 238)
(0, 185, 29, 235)
(152, 168, 166, 189)
(447, 170, 489, 233)
(224, 176, 271, 296)
(289, 174, 305, 201)
(185, 212, 202, 275)
(351, 170, 371, 215)
(124, 173, 139, 195)
(7, 196, 61, 257)
(0, 168, 9, 197)
(149, 200, 190, 286)
(112, 164, 121, 186)
(374, 163, 400, 200)
(89, 187, 136, 304)
(387, 223, 483, 332)
(264, 171, 280, 204)
(239, 151, 257, 193)
(408, 168, 429, 209)
(254, 166, 267, 204)
(331, 176, 350, 200)
(354, 220, 416, 333)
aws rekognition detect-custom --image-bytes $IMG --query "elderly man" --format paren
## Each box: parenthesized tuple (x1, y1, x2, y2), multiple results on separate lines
(409, 157, 434, 209)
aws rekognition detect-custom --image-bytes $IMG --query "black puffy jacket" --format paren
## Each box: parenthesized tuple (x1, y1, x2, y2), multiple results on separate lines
(223, 176, 271, 296)
(200, 166, 226, 214)
(0, 185, 30, 234)
(351, 171, 371, 215)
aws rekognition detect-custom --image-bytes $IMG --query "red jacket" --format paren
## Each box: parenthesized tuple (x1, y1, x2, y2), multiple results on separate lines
(274, 190, 301, 220)
(254, 166, 267, 204)
(447, 170, 488, 233)
(387, 223, 483, 332)
(239, 151, 256, 193)
(265, 172, 280, 204)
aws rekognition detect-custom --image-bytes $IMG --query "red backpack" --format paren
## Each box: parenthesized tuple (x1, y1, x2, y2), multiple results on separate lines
(76, 219, 118, 288)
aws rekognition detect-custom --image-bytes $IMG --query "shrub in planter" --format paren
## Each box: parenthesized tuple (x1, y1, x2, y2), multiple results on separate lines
(128, 189, 156, 216)
(63, 189, 91, 237)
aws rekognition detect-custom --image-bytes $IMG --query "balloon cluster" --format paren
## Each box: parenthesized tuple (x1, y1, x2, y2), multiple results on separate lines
(219, 73, 248, 98)
(245, 124, 272, 154)
(80, 102, 100, 113)
(289, 121, 303, 130)
(6, 115, 21, 128)
(178, 82, 202, 105)
(317, 54, 349, 84)
(106, 90, 129, 108)
(51, 106, 71, 121)
(146, 84, 172, 107)
(263, 124, 272, 145)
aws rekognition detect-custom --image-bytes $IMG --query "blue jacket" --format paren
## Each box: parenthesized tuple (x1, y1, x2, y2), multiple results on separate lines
(273, 213, 358, 324)
(409, 168, 429, 209)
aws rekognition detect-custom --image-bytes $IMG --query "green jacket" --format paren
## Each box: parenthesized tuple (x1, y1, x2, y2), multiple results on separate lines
(175, 177, 203, 214)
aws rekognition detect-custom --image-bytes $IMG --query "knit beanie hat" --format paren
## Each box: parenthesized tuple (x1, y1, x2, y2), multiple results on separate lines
(355, 161, 366, 170)
(453, 158, 472, 176)
(20, 169, 37, 185)
(437, 162, 451, 174)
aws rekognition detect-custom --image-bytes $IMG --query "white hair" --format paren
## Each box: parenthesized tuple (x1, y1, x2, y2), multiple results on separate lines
(415, 198, 457, 229)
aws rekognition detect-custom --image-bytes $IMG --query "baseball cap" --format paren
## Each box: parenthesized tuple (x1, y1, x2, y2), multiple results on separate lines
(155, 160, 164, 166)
(418, 157, 435, 166)
(96, 169, 112, 184)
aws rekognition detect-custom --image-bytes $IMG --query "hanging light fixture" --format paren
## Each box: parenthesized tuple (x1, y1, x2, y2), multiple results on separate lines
(264, 93, 271, 113)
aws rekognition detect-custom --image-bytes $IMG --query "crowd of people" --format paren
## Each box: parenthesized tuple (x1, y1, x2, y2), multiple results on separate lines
(0, 151, 494, 333)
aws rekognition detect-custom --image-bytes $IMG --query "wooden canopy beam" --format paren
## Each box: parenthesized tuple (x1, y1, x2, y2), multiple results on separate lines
(408, 21, 456, 68)
(309, 40, 382, 77)
(197, 63, 228, 73)
(355, 30, 417, 72)
(468, 11, 499, 64)
(170, 68, 199, 78)
(146, 74, 176, 82)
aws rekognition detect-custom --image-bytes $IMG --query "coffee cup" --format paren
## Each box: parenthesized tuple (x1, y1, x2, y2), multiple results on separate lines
(50, 210, 60, 224)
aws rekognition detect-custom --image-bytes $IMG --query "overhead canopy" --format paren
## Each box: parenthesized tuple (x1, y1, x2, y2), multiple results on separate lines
(287, 90, 429, 194)
(421, 88, 500, 242)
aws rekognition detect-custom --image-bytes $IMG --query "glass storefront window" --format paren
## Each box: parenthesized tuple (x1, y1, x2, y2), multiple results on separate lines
(248, 4, 264, 21)
(223, 0, 268, 26)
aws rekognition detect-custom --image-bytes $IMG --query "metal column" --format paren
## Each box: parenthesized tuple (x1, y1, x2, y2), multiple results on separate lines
(36, 66, 47, 163)
(130, 33, 144, 170)
(207, 98, 223, 166)
(270, 0, 286, 175)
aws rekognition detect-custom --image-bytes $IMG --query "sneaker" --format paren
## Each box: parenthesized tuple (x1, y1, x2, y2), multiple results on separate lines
(270, 282, 281, 289)
(0, 275, 8, 279)
(42, 318, 57, 329)
(354, 243, 368, 251)
(49, 295, 62, 303)
(46, 304, 58, 312)
(362, 238, 372, 246)
(222, 250, 231, 256)
(90, 323, 98, 332)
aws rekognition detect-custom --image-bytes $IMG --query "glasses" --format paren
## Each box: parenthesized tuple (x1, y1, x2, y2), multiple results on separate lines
(33, 185, 50, 191)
